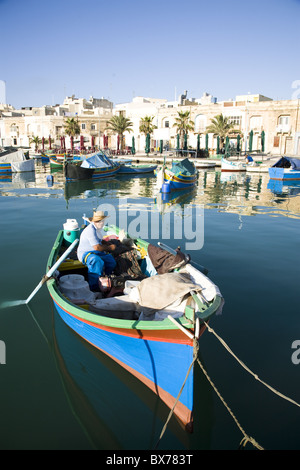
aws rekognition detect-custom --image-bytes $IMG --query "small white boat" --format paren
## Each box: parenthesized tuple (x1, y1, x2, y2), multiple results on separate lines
(221, 157, 246, 172)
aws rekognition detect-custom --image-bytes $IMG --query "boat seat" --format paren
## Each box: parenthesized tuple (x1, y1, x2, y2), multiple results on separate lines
(59, 258, 85, 271)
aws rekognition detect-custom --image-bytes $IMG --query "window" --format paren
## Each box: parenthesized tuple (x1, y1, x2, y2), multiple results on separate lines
(164, 121, 169, 128)
(10, 124, 18, 133)
(278, 115, 290, 125)
(81, 123, 86, 130)
(194, 114, 207, 132)
(227, 116, 242, 126)
(249, 115, 262, 130)
(91, 123, 96, 131)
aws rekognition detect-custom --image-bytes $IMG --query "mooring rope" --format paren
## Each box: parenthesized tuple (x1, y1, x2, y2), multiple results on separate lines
(203, 321, 300, 409)
(153, 339, 199, 450)
(196, 353, 264, 450)
(155, 318, 300, 450)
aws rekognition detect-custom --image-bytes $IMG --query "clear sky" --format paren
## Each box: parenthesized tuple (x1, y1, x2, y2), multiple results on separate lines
(1, 0, 299, 108)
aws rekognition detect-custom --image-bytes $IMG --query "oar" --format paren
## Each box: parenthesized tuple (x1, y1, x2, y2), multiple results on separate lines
(157, 241, 208, 275)
(1, 239, 79, 308)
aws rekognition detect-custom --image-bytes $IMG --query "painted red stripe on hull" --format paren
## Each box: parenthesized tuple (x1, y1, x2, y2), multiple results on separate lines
(51, 296, 194, 345)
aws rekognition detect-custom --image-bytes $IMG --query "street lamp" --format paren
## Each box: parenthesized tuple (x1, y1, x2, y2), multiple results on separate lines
(245, 100, 249, 153)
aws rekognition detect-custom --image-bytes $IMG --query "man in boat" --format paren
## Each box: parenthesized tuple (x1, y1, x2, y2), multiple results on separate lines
(77, 211, 116, 291)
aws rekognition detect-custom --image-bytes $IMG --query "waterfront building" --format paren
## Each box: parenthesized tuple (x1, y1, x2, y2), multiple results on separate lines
(0, 91, 299, 156)
(115, 92, 300, 156)
(0, 95, 113, 151)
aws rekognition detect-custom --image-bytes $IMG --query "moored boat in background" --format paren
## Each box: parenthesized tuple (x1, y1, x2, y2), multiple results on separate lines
(64, 151, 121, 181)
(118, 163, 157, 174)
(157, 158, 198, 192)
(221, 157, 246, 172)
(268, 156, 300, 181)
(0, 148, 35, 173)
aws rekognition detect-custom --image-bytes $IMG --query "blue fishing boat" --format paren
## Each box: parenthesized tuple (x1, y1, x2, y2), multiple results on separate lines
(158, 158, 197, 191)
(64, 152, 121, 181)
(118, 163, 157, 174)
(268, 156, 300, 181)
(53, 310, 191, 448)
(46, 220, 223, 430)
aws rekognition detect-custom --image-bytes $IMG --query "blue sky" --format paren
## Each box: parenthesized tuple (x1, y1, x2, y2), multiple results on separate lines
(1, 0, 299, 108)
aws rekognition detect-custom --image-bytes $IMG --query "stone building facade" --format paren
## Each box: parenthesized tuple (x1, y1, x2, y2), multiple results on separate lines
(1, 92, 300, 156)
(0, 95, 113, 151)
(116, 93, 300, 156)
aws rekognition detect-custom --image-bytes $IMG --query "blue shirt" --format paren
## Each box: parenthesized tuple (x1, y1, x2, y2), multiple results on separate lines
(77, 223, 104, 262)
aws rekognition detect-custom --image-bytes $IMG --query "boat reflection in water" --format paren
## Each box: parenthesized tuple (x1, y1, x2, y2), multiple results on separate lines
(53, 310, 200, 450)
(53, 308, 215, 450)
(267, 178, 300, 196)
(154, 188, 197, 215)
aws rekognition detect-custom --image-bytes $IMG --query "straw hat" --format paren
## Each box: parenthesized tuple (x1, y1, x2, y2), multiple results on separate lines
(89, 210, 109, 223)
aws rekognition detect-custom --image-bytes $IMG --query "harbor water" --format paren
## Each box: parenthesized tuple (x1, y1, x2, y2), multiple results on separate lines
(0, 161, 299, 450)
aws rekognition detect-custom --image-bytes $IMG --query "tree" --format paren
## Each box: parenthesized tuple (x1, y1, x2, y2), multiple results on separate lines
(105, 115, 133, 151)
(172, 110, 194, 149)
(206, 113, 239, 150)
(64, 117, 80, 137)
(30, 135, 41, 152)
(139, 115, 157, 136)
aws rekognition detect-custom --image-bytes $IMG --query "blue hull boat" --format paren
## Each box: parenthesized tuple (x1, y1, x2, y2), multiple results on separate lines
(268, 156, 300, 181)
(46, 223, 223, 430)
(118, 164, 157, 174)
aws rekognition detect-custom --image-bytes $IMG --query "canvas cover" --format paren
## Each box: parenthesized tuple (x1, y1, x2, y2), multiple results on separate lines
(171, 158, 195, 176)
(0, 149, 26, 163)
(272, 157, 300, 170)
(81, 152, 113, 169)
(137, 272, 201, 310)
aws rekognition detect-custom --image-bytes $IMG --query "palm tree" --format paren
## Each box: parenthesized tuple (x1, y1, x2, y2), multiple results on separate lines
(30, 135, 41, 152)
(105, 114, 133, 151)
(172, 110, 194, 149)
(64, 117, 80, 137)
(206, 114, 239, 150)
(139, 115, 157, 136)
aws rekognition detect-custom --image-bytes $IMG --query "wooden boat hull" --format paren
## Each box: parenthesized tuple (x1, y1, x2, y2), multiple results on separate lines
(52, 299, 194, 428)
(50, 155, 74, 167)
(118, 164, 157, 174)
(221, 157, 246, 172)
(164, 169, 197, 189)
(46, 229, 223, 430)
(0, 160, 35, 173)
(53, 310, 189, 448)
(50, 157, 63, 168)
(0, 163, 12, 174)
(268, 167, 300, 181)
(64, 162, 121, 181)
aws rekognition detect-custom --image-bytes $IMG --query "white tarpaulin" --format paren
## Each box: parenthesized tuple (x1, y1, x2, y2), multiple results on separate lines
(81, 152, 112, 169)
(0, 149, 26, 163)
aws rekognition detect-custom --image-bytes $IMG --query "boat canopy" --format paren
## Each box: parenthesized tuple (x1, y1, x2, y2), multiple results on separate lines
(0, 149, 27, 163)
(272, 157, 300, 170)
(171, 158, 195, 176)
(81, 152, 113, 169)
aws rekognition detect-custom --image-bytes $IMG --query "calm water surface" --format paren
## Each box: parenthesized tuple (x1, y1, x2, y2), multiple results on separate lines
(0, 161, 299, 450)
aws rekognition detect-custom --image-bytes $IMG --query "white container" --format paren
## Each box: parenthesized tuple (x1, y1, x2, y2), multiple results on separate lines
(59, 274, 96, 304)
(63, 219, 79, 231)
(63, 219, 80, 243)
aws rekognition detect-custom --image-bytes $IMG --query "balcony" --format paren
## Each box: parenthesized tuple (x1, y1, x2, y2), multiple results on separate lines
(276, 124, 291, 133)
